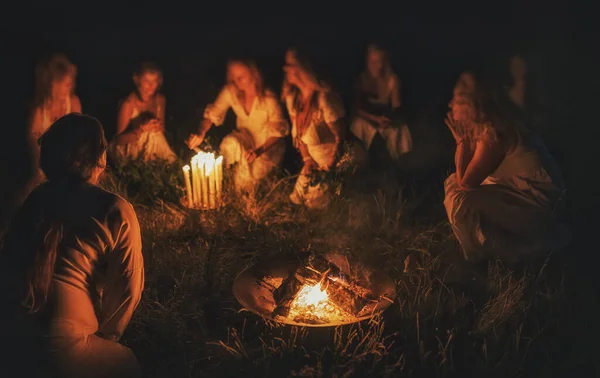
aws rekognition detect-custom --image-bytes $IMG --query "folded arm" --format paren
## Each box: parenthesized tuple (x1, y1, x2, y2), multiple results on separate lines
(458, 138, 507, 190)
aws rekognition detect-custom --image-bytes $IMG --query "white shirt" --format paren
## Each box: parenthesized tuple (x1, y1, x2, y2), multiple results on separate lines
(204, 85, 289, 148)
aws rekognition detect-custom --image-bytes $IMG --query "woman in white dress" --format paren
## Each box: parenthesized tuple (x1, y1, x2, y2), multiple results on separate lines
(22, 54, 83, 204)
(350, 44, 412, 163)
(0, 114, 144, 378)
(186, 59, 289, 192)
(282, 48, 366, 208)
(443, 70, 567, 263)
(110, 62, 177, 163)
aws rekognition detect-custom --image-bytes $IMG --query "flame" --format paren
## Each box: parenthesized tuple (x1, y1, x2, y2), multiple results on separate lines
(287, 282, 353, 324)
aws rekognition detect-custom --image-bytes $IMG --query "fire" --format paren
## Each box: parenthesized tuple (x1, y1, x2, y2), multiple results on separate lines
(287, 282, 354, 324)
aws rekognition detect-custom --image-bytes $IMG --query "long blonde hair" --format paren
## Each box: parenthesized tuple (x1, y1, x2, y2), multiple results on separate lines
(33, 53, 77, 108)
(226, 59, 266, 103)
(281, 48, 330, 103)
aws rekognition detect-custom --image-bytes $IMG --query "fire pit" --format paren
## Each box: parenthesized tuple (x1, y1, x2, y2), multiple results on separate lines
(233, 254, 396, 327)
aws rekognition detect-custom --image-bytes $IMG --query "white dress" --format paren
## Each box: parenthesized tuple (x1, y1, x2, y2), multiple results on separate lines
(443, 131, 566, 262)
(350, 72, 412, 161)
(204, 85, 289, 190)
(110, 97, 177, 163)
(285, 90, 363, 208)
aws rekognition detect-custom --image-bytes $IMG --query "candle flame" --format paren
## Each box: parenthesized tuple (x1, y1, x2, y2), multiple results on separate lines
(183, 165, 190, 172)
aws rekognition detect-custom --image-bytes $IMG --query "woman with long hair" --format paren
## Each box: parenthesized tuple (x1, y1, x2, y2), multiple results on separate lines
(282, 48, 365, 208)
(29, 54, 82, 141)
(109, 61, 177, 163)
(186, 59, 289, 191)
(351, 44, 412, 163)
(0, 114, 144, 377)
(443, 69, 568, 263)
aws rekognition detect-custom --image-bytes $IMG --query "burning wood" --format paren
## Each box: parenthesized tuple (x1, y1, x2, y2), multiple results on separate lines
(263, 254, 382, 325)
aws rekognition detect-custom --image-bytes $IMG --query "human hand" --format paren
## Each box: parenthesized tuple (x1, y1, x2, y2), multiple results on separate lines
(301, 158, 318, 175)
(444, 112, 463, 144)
(245, 149, 258, 164)
(186, 133, 204, 151)
(377, 115, 392, 128)
(141, 119, 162, 133)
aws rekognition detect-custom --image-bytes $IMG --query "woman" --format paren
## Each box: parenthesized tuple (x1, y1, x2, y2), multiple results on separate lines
(283, 48, 365, 208)
(0, 114, 144, 378)
(351, 44, 412, 163)
(186, 59, 289, 191)
(443, 70, 567, 263)
(29, 54, 82, 143)
(110, 62, 177, 163)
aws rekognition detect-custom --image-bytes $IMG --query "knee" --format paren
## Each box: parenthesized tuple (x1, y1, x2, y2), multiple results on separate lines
(220, 134, 240, 151)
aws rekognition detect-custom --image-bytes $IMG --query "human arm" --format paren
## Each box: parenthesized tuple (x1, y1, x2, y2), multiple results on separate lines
(187, 87, 232, 150)
(459, 137, 507, 190)
(390, 74, 402, 110)
(354, 77, 391, 127)
(321, 92, 346, 169)
(97, 198, 144, 341)
(113, 99, 143, 145)
(247, 95, 290, 163)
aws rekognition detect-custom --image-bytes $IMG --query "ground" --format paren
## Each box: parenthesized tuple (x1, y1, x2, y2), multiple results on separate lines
(96, 159, 595, 378)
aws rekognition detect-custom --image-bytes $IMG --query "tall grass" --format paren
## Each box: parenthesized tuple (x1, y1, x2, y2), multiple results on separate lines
(100, 163, 572, 378)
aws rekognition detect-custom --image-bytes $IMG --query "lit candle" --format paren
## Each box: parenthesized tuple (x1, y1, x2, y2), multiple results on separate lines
(190, 156, 199, 208)
(205, 157, 216, 209)
(200, 154, 209, 209)
(182, 165, 193, 208)
(215, 156, 223, 204)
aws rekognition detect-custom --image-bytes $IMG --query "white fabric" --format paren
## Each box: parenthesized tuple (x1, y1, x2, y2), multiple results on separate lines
(205, 85, 289, 189)
(110, 99, 177, 163)
(285, 91, 348, 207)
(350, 117, 413, 161)
(0, 182, 144, 377)
(443, 133, 565, 262)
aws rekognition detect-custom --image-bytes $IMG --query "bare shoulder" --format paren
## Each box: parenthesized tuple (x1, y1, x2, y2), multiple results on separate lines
(70, 94, 82, 109)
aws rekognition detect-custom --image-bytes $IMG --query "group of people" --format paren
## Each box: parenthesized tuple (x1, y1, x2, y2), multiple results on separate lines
(26, 45, 414, 208)
(0, 43, 568, 377)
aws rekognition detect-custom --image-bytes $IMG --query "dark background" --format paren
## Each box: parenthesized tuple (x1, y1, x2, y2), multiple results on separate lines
(1, 4, 597, 267)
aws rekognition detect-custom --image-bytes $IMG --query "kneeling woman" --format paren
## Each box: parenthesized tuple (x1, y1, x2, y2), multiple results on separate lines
(186, 59, 289, 191)
(110, 62, 177, 163)
(0, 114, 144, 378)
(443, 70, 566, 263)
(283, 48, 366, 208)
(351, 44, 412, 163)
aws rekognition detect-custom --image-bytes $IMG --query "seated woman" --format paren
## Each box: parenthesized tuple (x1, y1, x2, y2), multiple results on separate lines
(109, 62, 177, 163)
(350, 44, 412, 163)
(26, 54, 82, 191)
(0, 114, 144, 378)
(443, 70, 567, 263)
(283, 48, 366, 208)
(186, 59, 289, 191)
(29, 54, 82, 143)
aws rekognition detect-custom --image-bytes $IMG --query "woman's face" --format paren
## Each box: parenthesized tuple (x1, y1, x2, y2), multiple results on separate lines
(136, 71, 160, 101)
(283, 50, 302, 86)
(367, 49, 385, 78)
(51, 75, 74, 98)
(450, 72, 478, 121)
(229, 63, 254, 93)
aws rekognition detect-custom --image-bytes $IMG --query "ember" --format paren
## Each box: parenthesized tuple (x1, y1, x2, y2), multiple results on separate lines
(233, 253, 395, 327)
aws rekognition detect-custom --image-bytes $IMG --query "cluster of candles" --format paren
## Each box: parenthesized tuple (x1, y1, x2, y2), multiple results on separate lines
(182, 151, 224, 209)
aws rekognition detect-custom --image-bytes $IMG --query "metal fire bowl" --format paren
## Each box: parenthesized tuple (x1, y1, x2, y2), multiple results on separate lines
(233, 258, 397, 327)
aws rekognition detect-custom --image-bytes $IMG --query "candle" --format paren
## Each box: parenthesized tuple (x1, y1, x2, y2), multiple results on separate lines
(183, 150, 224, 210)
(215, 156, 223, 203)
(190, 156, 199, 208)
(200, 155, 209, 209)
(182, 165, 193, 207)
(205, 157, 216, 209)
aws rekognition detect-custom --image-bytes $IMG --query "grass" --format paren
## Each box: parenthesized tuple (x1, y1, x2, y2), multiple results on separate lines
(98, 158, 582, 378)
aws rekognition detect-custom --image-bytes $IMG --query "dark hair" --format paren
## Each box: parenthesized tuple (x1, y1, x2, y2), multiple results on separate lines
(39, 113, 107, 183)
(2, 113, 107, 313)
(33, 53, 77, 107)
